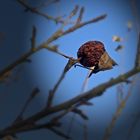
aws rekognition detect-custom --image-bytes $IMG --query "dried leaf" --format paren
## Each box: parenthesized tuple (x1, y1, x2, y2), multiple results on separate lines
(112, 35, 122, 42)
(115, 45, 124, 51)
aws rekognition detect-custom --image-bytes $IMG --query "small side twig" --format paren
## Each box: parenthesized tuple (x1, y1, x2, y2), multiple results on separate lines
(103, 77, 136, 140)
(1, 121, 70, 139)
(83, 121, 88, 140)
(46, 58, 79, 108)
(135, 33, 140, 68)
(49, 127, 70, 139)
(46, 14, 107, 44)
(14, 87, 40, 123)
(30, 26, 36, 51)
(66, 70, 91, 140)
(76, 7, 84, 24)
(36, 0, 60, 9)
(0, 67, 140, 138)
(126, 111, 140, 140)
(69, 5, 79, 19)
(0, 14, 106, 79)
(72, 108, 88, 120)
(17, 0, 63, 24)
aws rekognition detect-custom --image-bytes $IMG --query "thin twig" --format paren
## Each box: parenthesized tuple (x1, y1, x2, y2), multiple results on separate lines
(45, 14, 107, 44)
(69, 5, 79, 19)
(83, 121, 88, 140)
(72, 108, 89, 120)
(66, 70, 90, 139)
(126, 111, 140, 140)
(46, 71, 66, 108)
(65, 114, 75, 139)
(0, 14, 106, 79)
(76, 7, 84, 24)
(14, 87, 40, 123)
(17, 0, 63, 24)
(81, 71, 91, 140)
(0, 44, 58, 78)
(116, 84, 124, 107)
(103, 77, 136, 140)
(27, 68, 140, 120)
(36, 0, 60, 10)
(81, 71, 91, 92)
(46, 58, 79, 108)
(1, 121, 70, 139)
(49, 127, 70, 139)
(30, 26, 36, 51)
(0, 67, 140, 138)
(135, 33, 140, 68)
(131, 0, 140, 35)
(60, 4, 80, 28)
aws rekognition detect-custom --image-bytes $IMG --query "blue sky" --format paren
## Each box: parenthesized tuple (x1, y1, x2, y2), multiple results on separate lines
(0, 0, 140, 140)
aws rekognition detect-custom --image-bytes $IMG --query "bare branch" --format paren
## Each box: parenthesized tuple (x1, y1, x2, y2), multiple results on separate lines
(62, 14, 107, 37)
(72, 108, 89, 120)
(45, 14, 107, 44)
(131, 0, 140, 34)
(0, 67, 140, 139)
(46, 58, 79, 108)
(0, 121, 70, 139)
(76, 7, 84, 24)
(135, 33, 140, 67)
(0, 14, 106, 79)
(2, 0, 139, 139)
(69, 5, 79, 19)
(30, 67, 140, 120)
(17, 0, 63, 24)
(14, 87, 40, 123)
(126, 111, 140, 140)
(103, 77, 136, 140)
(83, 121, 88, 140)
(49, 127, 70, 139)
(30, 26, 36, 51)
(36, 0, 60, 9)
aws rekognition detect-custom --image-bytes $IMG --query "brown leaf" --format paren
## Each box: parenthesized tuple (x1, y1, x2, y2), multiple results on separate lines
(112, 35, 122, 42)
(115, 45, 124, 51)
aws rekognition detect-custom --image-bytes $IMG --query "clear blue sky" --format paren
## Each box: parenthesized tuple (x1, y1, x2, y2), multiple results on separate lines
(0, 0, 140, 140)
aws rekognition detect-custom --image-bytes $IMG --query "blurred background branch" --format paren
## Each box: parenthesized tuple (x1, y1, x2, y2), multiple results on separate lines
(17, 0, 64, 24)
(0, 0, 140, 140)
(103, 77, 136, 140)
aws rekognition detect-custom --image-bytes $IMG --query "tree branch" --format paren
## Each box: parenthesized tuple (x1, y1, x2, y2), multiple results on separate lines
(135, 32, 140, 67)
(46, 58, 79, 107)
(17, 0, 63, 24)
(103, 77, 136, 140)
(0, 14, 106, 79)
(44, 14, 107, 44)
(0, 67, 140, 138)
